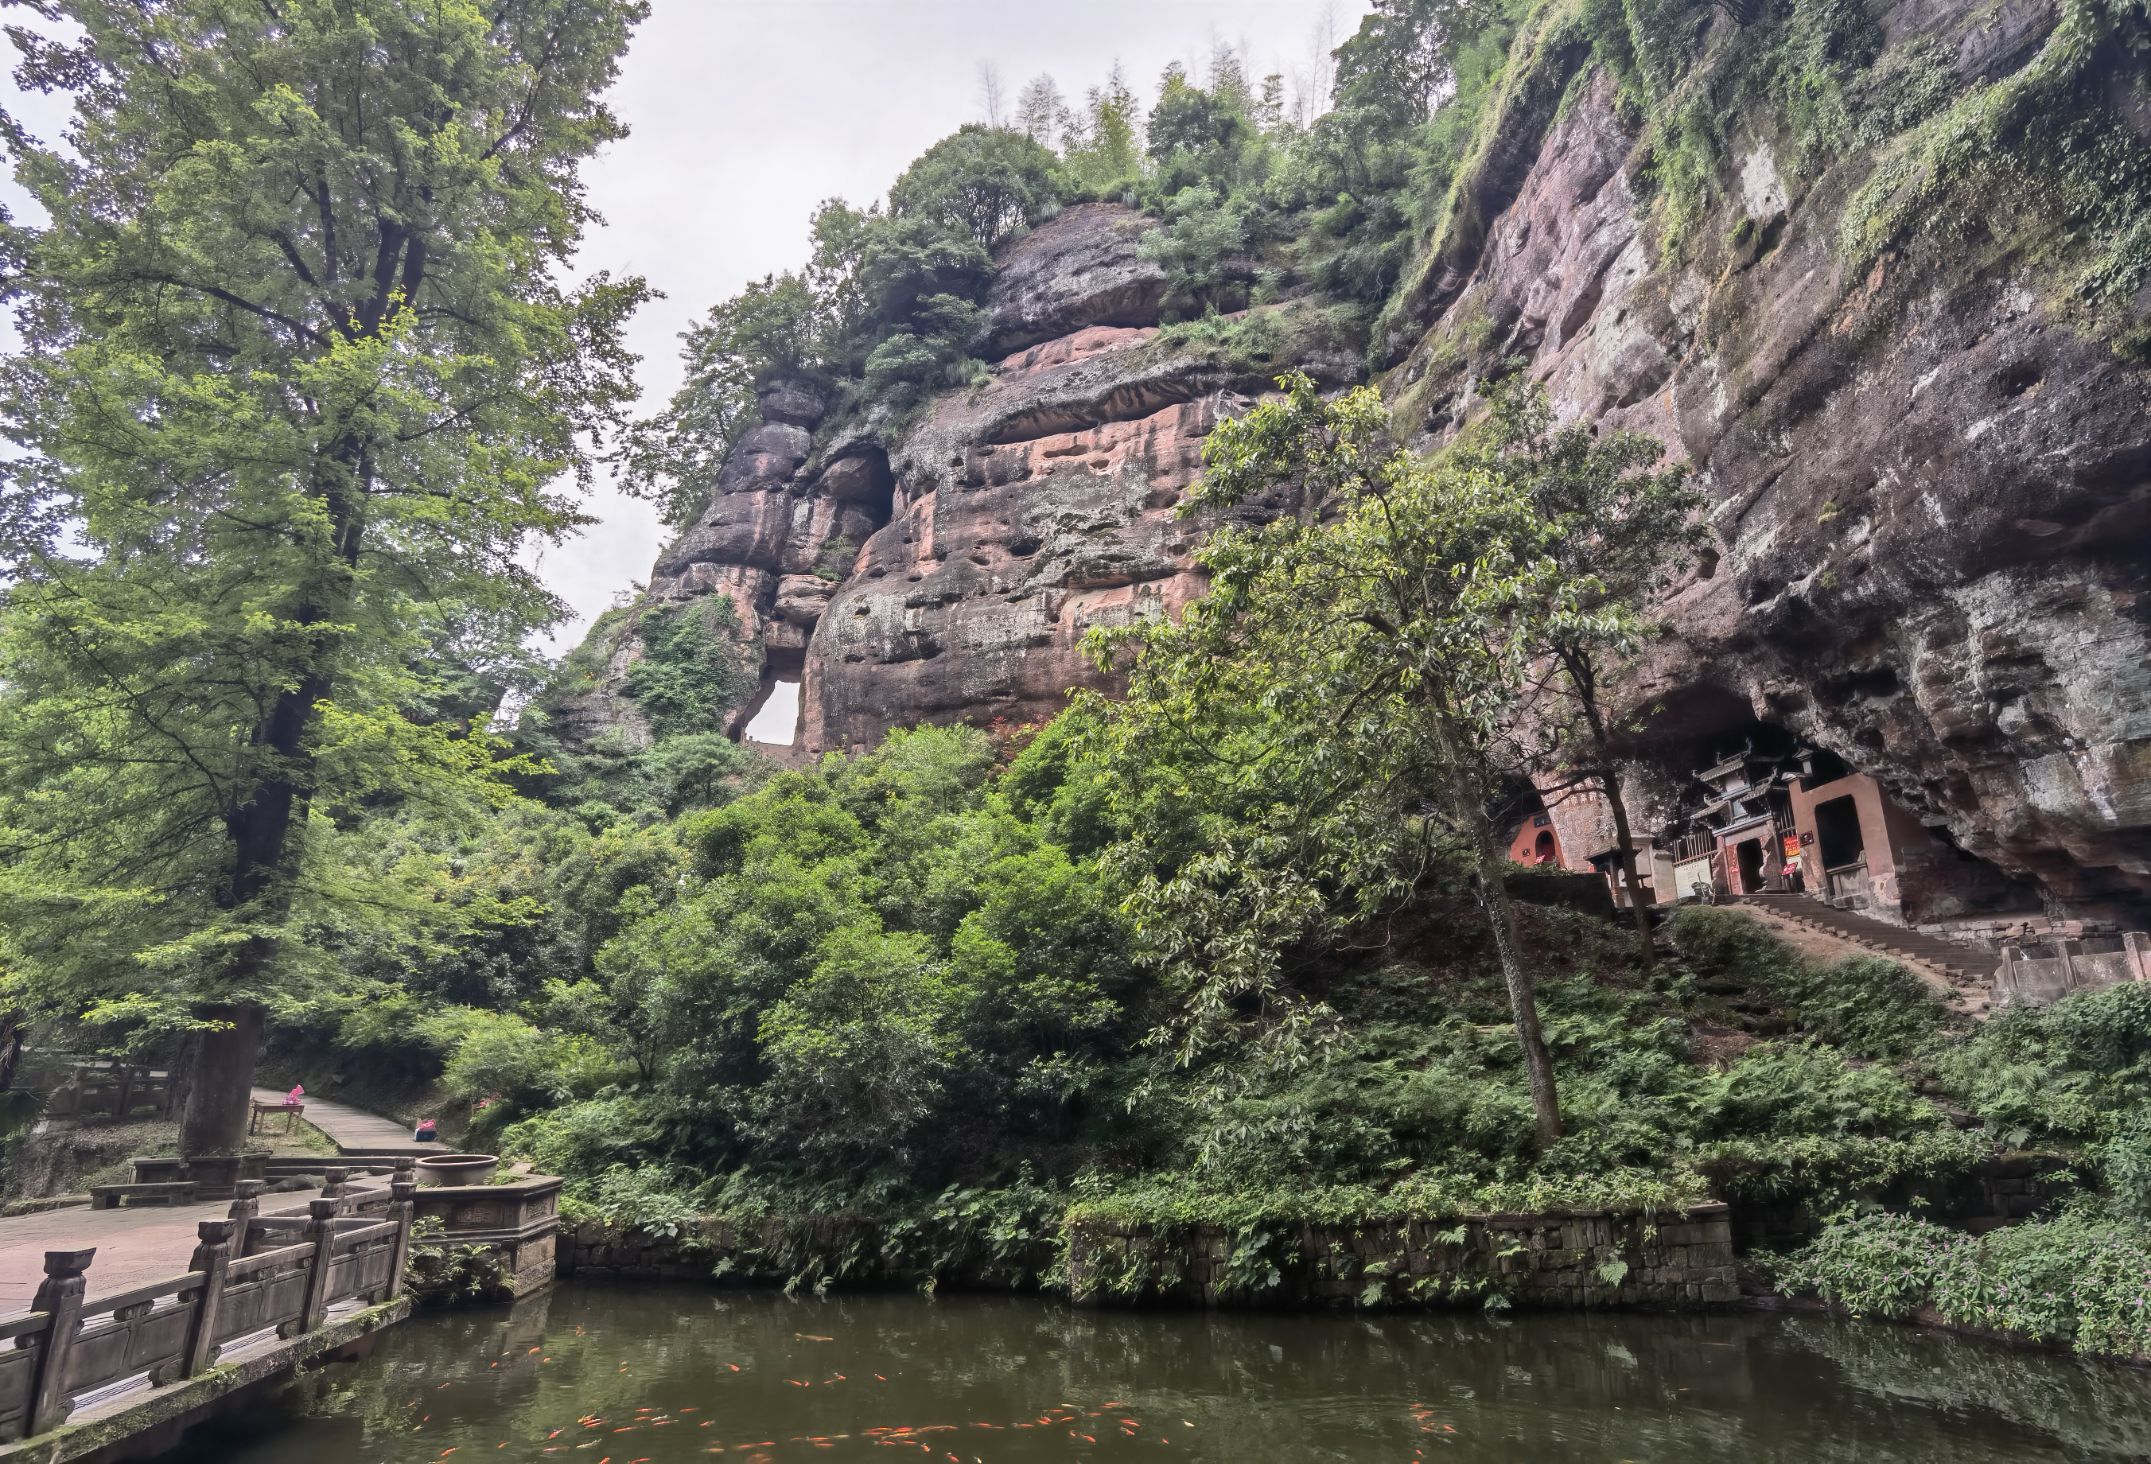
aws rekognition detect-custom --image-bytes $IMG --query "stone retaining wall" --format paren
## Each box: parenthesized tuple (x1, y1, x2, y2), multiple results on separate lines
(561, 1205, 1739, 1312)
(560, 1216, 889, 1284)
(1712, 1153, 2080, 1253)
(1064, 1205, 1739, 1309)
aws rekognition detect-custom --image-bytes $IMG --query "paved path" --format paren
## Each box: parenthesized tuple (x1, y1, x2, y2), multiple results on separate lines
(254, 1087, 432, 1156)
(0, 1184, 337, 1319)
(1, 1092, 422, 1318)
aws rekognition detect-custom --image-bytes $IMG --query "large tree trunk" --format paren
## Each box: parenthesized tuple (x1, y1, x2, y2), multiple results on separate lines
(179, 449, 365, 1155)
(1567, 653, 1656, 972)
(0, 1009, 23, 1093)
(1598, 761, 1658, 972)
(1470, 811, 1564, 1148)
(1433, 712, 1563, 1149)
(178, 1001, 264, 1154)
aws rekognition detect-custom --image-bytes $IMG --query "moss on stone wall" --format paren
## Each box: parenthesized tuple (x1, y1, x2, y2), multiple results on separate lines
(1381, 0, 2151, 371)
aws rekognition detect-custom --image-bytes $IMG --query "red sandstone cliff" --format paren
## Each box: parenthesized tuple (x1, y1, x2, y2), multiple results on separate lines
(556, 0, 2151, 922)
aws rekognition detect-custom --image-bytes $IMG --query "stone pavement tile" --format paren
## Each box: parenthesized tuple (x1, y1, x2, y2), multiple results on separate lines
(0, 1185, 335, 1319)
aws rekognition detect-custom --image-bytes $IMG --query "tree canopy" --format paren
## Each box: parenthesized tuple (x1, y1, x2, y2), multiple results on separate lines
(0, 0, 649, 1151)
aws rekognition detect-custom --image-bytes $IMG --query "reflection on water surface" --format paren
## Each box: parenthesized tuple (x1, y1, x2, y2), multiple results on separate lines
(156, 1282, 2151, 1462)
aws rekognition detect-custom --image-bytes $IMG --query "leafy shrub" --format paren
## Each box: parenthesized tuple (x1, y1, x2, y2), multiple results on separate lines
(887, 124, 1062, 253)
(586, 1164, 705, 1240)
(1776, 1207, 2151, 1360)
(417, 1007, 615, 1120)
(2096, 1111, 2151, 1222)
(625, 598, 758, 739)
(499, 1094, 657, 1181)
(1698, 1041, 1936, 1140)
(1669, 906, 1945, 1057)
(1933, 981, 2151, 1144)
(1700, 1130, 1997, 1207)
(1137, 186, 1249, 318)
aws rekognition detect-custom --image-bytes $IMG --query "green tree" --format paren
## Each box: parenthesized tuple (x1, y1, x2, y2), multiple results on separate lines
(0, 0, 648, 1154)
(1332, 0, 1500, 122)
(1059, 64, 1144, 196)
(886, 124, 1062, 255)
(1094, 372, 1582, 1147)
(618, 274, 820, 525)
(1015, 74, 1067, 146)
(1137, 185, 1250, 319)
(1475, 377, 1703, 967)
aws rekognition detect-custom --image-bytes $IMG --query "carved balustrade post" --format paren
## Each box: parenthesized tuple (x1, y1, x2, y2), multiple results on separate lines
(295, 1198, 338, 1335)
(321, 1166, 350, 1212)
(179, 1221, 233, 1379)
(389, 1179, 418, 1301)
(26, 1248, 94, 1435)
(226, 1179, 263, 1260)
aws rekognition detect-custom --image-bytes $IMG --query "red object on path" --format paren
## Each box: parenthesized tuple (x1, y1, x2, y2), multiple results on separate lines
(285, 1084, 305, 1107)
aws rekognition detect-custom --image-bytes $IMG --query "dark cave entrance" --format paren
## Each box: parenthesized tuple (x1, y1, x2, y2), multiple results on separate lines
(1734, 836, 1768, 895)
(1813, 795, 1865, 871)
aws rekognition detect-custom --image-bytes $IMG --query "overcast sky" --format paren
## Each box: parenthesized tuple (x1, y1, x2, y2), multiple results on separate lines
(3, 0, 1370, 651)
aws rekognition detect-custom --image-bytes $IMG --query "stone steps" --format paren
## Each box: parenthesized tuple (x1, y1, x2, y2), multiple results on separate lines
(1736, 894, 1997, 1016)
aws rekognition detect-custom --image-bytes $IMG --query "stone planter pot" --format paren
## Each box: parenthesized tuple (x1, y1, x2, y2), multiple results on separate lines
(415, 1153, 499, 1188)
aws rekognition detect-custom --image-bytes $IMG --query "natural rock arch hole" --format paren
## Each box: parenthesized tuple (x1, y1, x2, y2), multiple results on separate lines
(737, 647, 806, 749)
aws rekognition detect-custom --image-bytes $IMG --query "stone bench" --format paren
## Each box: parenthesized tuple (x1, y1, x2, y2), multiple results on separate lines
(89, 1180, 199, 1209)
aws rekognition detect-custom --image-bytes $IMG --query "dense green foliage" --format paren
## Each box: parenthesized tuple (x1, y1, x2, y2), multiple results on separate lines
(1669, 906, 1947, 1059)
(1773, 1206, 2151, 1359)
(245, 342, 2151, 1314)
(0, 0, 649, 1150)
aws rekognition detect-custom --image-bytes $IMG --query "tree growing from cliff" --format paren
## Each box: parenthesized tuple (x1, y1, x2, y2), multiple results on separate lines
(1090, 372, 1574, 1148)
(1058, 65, 1145, 195)
(887, 125, 1062, 255)
(0, 0, 649, 1154)
(1332, 0, 1500, 121)
(618, 274, 820, 525)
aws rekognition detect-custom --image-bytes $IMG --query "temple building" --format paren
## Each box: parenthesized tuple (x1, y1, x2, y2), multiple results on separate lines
(1531, 713, 2042, 931)
(1505, 812, 1564, 867)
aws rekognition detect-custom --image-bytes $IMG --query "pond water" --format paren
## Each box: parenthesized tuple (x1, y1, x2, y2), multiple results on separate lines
(156, 1283, 2151, 1463)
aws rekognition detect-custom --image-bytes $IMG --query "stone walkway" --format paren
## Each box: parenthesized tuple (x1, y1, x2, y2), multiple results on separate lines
(1, 1091, 423, 1319)
(252, 1087, 433, 1156)
(0, 1184, 335, 1320)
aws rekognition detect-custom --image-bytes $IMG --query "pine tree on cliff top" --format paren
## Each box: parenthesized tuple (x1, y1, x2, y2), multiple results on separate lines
(0, 0, 649, 1154)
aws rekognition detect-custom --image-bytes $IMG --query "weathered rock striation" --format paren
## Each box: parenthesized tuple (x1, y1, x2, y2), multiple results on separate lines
(1379, 0, 2150, 920)
(564, 202, 1328, 757)
(561, 0, 2150, 919)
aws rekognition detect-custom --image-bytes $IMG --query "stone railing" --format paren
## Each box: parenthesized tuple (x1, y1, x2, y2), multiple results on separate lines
(39, 1063, 171, 1122)
(0, 1172, 416, 1444)
(407, 1176, 563, 1298)
(1994, 932, 2150, 1008)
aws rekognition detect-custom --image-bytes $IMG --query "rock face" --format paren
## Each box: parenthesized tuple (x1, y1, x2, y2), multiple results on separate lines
(1385, 1, 2151, 919)
(568, 202, 1322, 757)
(565, 2, 2150, 920)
